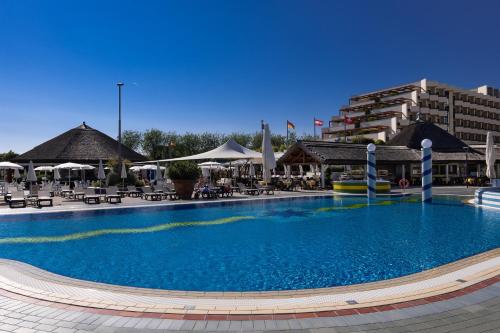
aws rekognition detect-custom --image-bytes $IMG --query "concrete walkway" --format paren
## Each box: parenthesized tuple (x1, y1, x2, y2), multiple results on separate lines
(0, 282, 498, 332)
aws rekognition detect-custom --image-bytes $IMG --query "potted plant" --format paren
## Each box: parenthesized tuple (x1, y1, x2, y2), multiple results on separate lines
(167, 161, 201, 200)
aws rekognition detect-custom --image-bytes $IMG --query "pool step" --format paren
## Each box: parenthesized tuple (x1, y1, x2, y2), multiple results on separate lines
(474, 188, 500, 209)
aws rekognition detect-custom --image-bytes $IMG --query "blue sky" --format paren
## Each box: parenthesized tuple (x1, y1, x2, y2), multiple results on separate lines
(1, 0, 499, 153)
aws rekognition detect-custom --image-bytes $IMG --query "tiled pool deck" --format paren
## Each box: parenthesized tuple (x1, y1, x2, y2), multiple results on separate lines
(0, 187, 498, 332)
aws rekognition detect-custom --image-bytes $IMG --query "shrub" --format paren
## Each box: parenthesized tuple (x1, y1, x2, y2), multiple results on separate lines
(167, 161, 201, 180)
(106, 172, 137, 186)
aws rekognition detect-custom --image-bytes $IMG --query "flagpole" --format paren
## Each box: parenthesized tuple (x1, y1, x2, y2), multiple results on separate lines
(286, 120, 289, 144)
(313, 118, 316, 139)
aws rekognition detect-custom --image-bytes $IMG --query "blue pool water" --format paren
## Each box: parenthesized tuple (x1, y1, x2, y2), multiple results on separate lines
(0, 195, 498, 292)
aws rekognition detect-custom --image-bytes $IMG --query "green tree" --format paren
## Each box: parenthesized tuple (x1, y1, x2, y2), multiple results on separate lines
(0, 150, 18, 161)
(225, 132, 253, 148)
(142, 129, 167, 159)
(121, 130, 143, 152)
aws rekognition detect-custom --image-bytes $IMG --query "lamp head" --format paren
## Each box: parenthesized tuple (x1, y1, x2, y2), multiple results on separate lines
(367, 143, 376, 152)
(421, 139, 432, 149)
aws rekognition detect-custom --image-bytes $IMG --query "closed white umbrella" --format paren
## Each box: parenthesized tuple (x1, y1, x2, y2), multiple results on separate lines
(13, 168, 20, 179)
(486, 132, 497, 180)
(249, 161, 255, 188)
(299, 165, 304, 176)
(121, 162, 127, 179)
(97, 160, 106, 186)
(27, 161, 37, 195)
(232, 165, 239, 178)
(249, 162, 255, 177)
(201, 167, 210, 178)
(261, 123, 276, 184)
(121, 162, 128, 187)
(26, 161, 37, 182)
(285, 165, 291, 179)
(54, 168, 61, 180)
(155, 162, 163, 182)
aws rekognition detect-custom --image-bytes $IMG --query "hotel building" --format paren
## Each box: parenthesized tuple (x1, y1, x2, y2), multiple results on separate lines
(322, 79, 500, 144)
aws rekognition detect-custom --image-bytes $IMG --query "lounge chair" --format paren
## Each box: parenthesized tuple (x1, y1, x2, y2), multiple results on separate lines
(237, 183, 259, 196)
(83, 188, 100, 204)
(127, 185, 141, 197)
(60, 185, 73, 198)
(30, 190, 53, 208)
(73, 186, 85, 201)
(141, 187, 162, 201)
(105, 186, 122, 204)
(116, 187, 128, 198)
(9, 190, 26, 208)
(158, 185, 178, 200)
(256, 183, 275, 195)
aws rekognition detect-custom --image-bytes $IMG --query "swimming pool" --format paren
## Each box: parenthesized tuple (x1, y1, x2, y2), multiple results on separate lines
(0, 195, 498, 292)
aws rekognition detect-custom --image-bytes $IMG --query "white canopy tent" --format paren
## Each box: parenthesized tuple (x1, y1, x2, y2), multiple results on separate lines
(141, 139, 261, 162)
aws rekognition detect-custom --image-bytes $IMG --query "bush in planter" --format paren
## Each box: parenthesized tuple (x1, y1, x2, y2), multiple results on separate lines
(106, 172, 137, 187)
(167, 161, 201, 199)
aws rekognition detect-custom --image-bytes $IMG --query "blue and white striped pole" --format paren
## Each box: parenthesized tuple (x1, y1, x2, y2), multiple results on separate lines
(367, 143, 376, 199)
(421, 139, 433, 203)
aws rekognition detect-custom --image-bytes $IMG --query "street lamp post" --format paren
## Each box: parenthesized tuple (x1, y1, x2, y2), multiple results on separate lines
(117, 82, 124, 165)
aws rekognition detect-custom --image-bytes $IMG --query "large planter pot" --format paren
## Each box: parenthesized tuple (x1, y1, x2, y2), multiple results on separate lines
(172, 179, 197, 200)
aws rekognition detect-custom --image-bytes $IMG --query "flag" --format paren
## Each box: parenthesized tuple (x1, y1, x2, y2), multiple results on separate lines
(287, 120, 295, 129)
(344, 116, 353, 124)
(314, 119, 324, 126)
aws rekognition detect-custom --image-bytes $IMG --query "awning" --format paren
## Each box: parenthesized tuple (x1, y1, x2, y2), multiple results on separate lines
(138, 139, 261, 163)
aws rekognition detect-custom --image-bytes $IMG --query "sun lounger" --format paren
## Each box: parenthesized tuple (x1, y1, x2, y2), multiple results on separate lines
(105, 186, 122, 204)
(141, 187, 162, 201)
(157, 185, 178, 200)
(73, 187, 85, 201)
(116, 187, 128, 198)
(237, 183, 259, 196)
(83, 188, 100, 204)
(127, 185, 141, 197)
(256, 183, 275, 195)
(9, 190, 26, 208)
(29, 190, 53, 208)
(60, 185, 73, 198)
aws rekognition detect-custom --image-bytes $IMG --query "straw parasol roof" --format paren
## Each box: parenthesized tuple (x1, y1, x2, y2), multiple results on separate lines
(13, 122, 146, 164)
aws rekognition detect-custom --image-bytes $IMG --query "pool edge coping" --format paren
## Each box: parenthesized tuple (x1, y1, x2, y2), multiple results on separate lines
(0, 249, 497, 317)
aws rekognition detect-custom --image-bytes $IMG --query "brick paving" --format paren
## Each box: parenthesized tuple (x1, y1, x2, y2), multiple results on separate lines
(0, 283, 498, 332)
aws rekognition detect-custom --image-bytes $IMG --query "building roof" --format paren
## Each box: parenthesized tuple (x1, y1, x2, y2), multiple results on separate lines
(386, 121, 470, 152)
(13, 122, 147, 164)
(278, 140, 488, 166)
